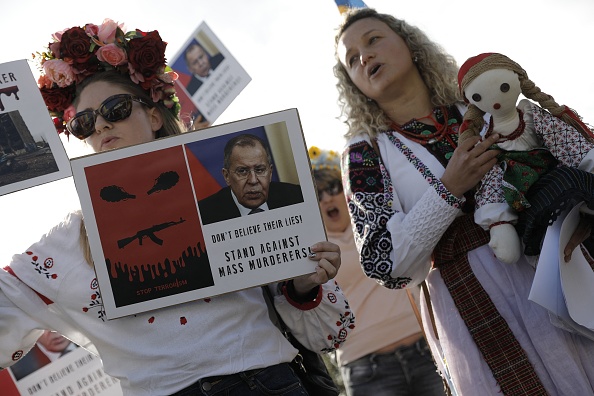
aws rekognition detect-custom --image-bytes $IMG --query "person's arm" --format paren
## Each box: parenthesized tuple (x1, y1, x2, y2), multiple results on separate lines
(269, 241, 353, 353)
(342, 138, 457, 289)
(0, 212, 98, 361)
(0, 271, 45, 370)
(474, 164, 517, 229)
(269, 278, 353, 353)
(343, 134, 500, 289)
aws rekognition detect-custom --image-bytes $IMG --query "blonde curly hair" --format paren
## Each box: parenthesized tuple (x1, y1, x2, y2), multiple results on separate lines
(333, 8, 462, 139)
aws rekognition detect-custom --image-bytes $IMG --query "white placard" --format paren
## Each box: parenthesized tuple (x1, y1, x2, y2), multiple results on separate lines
(0, 60, 71, 196)
(71, 109, 325, 319)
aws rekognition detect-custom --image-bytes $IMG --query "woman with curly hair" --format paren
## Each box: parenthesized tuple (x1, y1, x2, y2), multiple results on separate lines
(335, 7, 594, 396)
(0, 19, 351, 396)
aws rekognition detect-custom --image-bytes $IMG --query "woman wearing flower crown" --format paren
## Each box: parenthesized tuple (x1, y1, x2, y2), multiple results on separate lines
(0, 19, 352, 396)
(335, 7, 594, 396)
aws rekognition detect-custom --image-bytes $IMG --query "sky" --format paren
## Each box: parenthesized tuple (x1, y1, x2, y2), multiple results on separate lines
(0, 0, 593, 264)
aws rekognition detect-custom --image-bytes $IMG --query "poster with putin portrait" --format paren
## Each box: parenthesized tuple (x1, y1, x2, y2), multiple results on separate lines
(71, 109, 326, 319)
(169, 22, 251, 128)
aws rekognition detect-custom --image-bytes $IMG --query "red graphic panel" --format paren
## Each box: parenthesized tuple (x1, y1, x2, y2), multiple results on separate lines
(84, 146, 213, 307)
(184, 145, 223, 200)
(0, 369, 19, 396)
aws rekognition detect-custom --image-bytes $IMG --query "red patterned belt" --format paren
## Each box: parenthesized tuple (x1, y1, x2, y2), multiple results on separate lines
(433, 214, 547, 395)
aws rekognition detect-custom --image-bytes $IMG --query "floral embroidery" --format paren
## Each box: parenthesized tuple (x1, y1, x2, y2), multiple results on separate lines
(26, 251, 58, 279)
(385, 133, 463, 208)
(347, 142, 383, 194)
(324, 308, 355, 352)
(345, 141, 412, 290)
(12, 350, 24, 361)
(327, 292, 337, 304)
(82, 278, 106, 321)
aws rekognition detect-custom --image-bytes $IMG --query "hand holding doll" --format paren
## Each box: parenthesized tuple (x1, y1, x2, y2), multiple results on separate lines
(458, 53, 594, 263)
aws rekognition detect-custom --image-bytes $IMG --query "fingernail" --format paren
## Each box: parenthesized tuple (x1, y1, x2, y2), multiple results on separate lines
(309, 252, 317, 258)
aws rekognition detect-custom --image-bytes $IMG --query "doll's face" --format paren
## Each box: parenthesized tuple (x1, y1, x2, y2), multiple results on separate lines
(464, 68, 521, 118)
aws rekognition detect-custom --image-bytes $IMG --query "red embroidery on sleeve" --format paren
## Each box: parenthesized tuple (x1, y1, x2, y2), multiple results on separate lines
(12, 350, 23, 361)
(4, 266, 54, 305)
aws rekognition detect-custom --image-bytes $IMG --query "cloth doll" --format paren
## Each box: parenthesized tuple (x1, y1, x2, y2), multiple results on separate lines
(457, 53, 594, 264)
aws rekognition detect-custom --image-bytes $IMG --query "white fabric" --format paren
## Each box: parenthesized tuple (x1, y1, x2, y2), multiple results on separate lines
(0, 211, 351, 396)
(345, 129, 594, 395)
(494, 99, 542, 151)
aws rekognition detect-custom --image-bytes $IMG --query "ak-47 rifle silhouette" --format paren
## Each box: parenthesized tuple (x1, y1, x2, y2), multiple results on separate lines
(117, 218, 186, 249)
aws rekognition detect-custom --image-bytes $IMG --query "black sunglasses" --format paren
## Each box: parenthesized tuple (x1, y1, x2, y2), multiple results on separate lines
(318, 180, 343, 201)
(66, 94, 153, 140)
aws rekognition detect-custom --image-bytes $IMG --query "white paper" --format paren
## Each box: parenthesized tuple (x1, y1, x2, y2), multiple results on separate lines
(71, 109, 326, 319)
(558, 203, 594, 330)
(0, 60, 71, 196)
(529, 213, 565, 315)
(529, 203, 594, 340)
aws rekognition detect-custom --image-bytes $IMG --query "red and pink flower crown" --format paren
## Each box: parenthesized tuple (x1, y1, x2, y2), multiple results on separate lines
(35, 18, 181, 136)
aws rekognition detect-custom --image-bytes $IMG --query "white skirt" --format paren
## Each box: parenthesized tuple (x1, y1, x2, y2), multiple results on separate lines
(422, 245, 594, 396)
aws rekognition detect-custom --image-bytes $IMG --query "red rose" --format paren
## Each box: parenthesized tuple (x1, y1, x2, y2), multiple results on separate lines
(40, 86, 74, 112)
(127, 30, 166, 78)
(60, 27, 97, 73)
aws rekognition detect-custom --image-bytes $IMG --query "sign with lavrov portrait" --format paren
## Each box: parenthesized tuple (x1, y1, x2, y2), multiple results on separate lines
(71, 109, 326, 319)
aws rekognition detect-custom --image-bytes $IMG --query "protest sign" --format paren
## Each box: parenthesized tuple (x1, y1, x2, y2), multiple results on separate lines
(0, 60, 71, 196)
(169, 22, 251, 127)
(0, 336, 122, 396)
(71, 109, 325, 319)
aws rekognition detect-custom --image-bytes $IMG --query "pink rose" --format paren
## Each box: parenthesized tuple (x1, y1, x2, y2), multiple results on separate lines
(97, 18, 124, 44)
(51, 30, 64, 42)
(159, 70, 178, 84)
(151, 88, 162, 103)
(63, 105, 77, 122)
(85, 23, 99, 37)
(43, 59, 76, 88)
(96, 44, 127, 66)
(49, 41, 61, 59)
(37, 74, 53, 89)
(127, 63, 144, 85)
